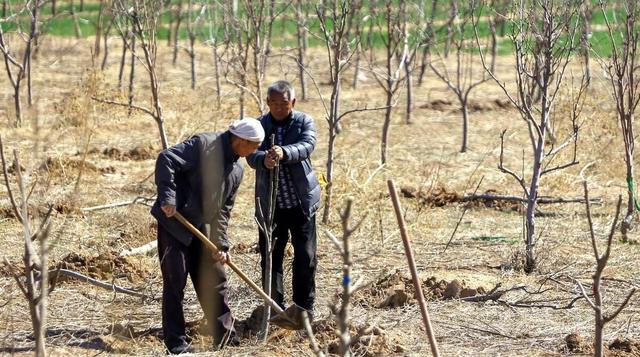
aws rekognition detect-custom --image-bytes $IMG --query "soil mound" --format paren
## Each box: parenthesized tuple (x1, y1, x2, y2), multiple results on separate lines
(40, 156, 114, 175)
(401, 186, 520, 211)
(94, 145, 157, 161)
(351, 271, 486, 309)
(51, 252, 147, 283)
(420, 99, 512, 112)
(609, 337, 640, 355)
(563, 333, 591, 353)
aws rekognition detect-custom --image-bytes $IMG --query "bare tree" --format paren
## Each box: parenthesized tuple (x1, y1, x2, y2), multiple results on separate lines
(220, 0, 278, 116)
(185, 0, 206, 90)
(401, 2, 428, 125)
(371, 0, 409, 165)
(417, 0, 439, 86)
(96, 0, 170, 150)
(205, 1, 223, 108)
(577, 182, 636, 357)
(0, 0, 42, 126)
(294, 0, 309, 99)
(325, 199, 366, 357)
(430, 1, 490, 153)
(70, 0, 82, 38)
(172, 0, 184, 66)
(579, 0, 593, 84)
(1, 136, 54, 357)
(596, 0, 640, 241)
(443, 0, 458, 58)
(475, 0, 587, 273)
(221, 1, 251, 117)
(315, 0, 388, 224)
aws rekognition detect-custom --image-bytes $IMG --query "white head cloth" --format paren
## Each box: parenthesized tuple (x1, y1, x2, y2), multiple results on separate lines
(229, 118, 265, 143)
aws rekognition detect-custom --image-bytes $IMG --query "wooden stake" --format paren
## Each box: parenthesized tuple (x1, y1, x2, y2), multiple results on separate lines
(387, 179, 440, 357)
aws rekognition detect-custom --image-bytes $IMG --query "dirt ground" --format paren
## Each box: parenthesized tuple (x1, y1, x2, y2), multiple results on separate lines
(1, 35, 640, 356)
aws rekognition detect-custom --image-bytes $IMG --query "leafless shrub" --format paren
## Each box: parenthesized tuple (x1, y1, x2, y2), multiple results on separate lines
(475, 0, 588, 273)
(594, 0, 640, 241)
(577, 182, 636, 357)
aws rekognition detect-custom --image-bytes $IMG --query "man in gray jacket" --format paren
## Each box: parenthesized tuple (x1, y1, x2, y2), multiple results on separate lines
(152, 118, 264, 354)
(247, 80, 321, 319)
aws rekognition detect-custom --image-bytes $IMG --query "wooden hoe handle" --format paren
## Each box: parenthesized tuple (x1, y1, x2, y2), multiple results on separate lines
(173, 212, 285, 315)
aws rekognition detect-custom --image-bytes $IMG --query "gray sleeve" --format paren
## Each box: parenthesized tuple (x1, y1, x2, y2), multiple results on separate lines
(214, 164, 244, 252)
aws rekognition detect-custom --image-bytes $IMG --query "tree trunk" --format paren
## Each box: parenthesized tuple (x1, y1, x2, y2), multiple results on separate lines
(101, 18, 114, 71)
(621, 144, 635, 240)
(94, 0, 105, 58)
(261, 0, 275, 76)
(322, 78, 340, 223)
(460, 98, 468, 152)
(50, 0, 55, 16)
(14, 79, 22, 127)
(189, 34, 196, 89)
(295, 0, 307, 100)
(405, 58, 413, 124)
(172, 0, 183, 66)
(71, 0, 82, 39)
(128, 36, 136, 116)
(167, 1, 174, 47)
(118, 34, 128, 91)
(524, 137, 544, 274)
(212, 42, 221, 108)
(593, 270, 604, 357)
(381, 93, 393, 165)
(27, 0, 39, 107)
(2, 0, 6, 21)
(444, 0, 458, 58)
(80, 0, 84, 12)
(489, 13, 497, 73)
(322, 131, 336, 224)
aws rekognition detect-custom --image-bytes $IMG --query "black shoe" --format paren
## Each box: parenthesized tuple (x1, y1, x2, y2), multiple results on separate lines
(167, 343, 194, 355)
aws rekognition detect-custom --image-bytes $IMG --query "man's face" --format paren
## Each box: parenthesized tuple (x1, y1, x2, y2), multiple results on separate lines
(267, 92, 295, 121)
(232, 138, 262, 157)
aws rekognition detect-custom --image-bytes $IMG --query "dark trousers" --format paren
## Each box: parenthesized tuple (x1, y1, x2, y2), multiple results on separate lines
(259, 206, 317, 311)
(157, 225, 234, 349)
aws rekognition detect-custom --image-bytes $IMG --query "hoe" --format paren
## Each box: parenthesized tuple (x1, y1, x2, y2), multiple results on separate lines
(173, 211, 305, 330)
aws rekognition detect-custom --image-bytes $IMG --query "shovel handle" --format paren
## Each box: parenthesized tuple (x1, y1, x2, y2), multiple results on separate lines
(173, 212, 285, 315)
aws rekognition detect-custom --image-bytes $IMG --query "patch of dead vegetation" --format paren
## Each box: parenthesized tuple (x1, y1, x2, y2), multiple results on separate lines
(401, 186, 520, 212)
(89, 145, 157, 161)
(117, 221, 157, 249)
(420, 98, 512, 112)
(608, 337, 640, 356)
(563, 333, 592, 354)
(39, 156, 115, 175)
(303, 319, 405, 356)
(50, 252, 148, 284)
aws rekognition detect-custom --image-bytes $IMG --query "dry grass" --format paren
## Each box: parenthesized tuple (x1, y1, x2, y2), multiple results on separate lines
(0, 36, 639, 356)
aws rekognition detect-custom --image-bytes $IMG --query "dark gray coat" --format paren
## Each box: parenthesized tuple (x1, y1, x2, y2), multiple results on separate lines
(151, 132, 243, 251)
(246, 111, 320, 220)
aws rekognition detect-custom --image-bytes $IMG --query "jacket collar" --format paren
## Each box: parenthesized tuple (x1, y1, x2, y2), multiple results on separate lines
(221, 131, 239, 164)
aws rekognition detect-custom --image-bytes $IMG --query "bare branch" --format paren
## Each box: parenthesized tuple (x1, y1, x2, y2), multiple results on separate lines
(91, 96, 155, 117)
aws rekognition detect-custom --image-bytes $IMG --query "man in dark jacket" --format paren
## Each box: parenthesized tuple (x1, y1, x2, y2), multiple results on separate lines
(151, 118, 264, 354)
(247, 80, 321, 319)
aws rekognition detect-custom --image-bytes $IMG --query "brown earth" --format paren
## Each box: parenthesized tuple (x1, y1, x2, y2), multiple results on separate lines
(1, 29, 639, 357)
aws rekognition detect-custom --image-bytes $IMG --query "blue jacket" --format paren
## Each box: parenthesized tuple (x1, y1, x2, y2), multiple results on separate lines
(247, 111, 320, 220)
(151, 132, 243, 251)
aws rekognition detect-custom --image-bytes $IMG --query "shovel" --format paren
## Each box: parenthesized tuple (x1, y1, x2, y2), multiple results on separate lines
(173, 211, 305, 330)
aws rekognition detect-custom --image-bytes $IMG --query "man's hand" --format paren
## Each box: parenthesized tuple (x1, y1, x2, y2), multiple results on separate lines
(161, 204, 176, 217)
(269, 146, 284, 160)
(263, 146, 282, 169)
(213, 251, 229, 265)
